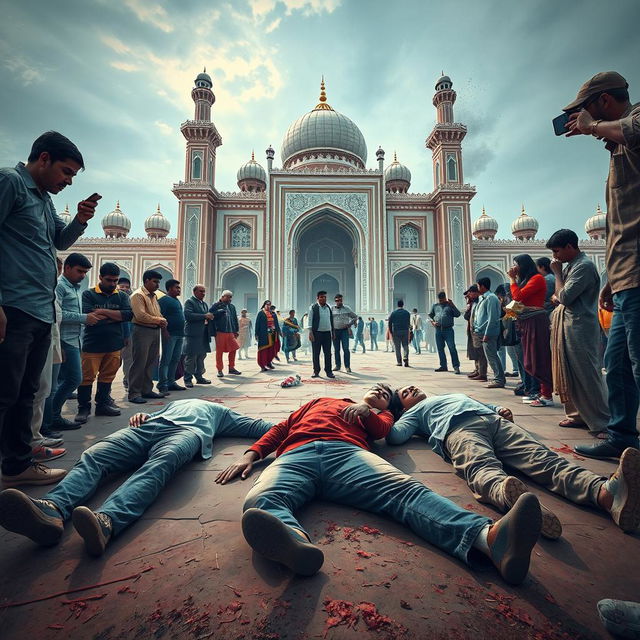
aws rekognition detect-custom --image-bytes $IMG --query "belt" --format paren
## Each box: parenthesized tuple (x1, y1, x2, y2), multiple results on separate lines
(133, 323, 160, 330)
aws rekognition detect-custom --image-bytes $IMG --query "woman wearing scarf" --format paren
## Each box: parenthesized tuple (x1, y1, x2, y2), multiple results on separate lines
(282, 310, 301, 363)
(255, 300, 281, 372)
(508, 254, 554, 407)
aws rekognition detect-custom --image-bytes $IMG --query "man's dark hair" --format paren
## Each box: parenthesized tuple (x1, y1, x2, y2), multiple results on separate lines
(387, 388, 405, 421)
(477, 277, 491, 290)
(334, 294, 343, 299)
(165, 279, 180, 291)
(317, 290, 327, 298)
(536, 257, 552, 273)
(397, 299, 404, 307)
(289, 309, 295, 314)
(64, 252, 92, 269)
(438, 291, 446, 299)
(546, 229, 579, 250)
(99, 262, 120, 277)
(117, 277, 131, 285)
(495, 284, 507, 297)
(28, 131, 85, 169)
(412, 308, 418, 313)
(143, 269, 162, 282)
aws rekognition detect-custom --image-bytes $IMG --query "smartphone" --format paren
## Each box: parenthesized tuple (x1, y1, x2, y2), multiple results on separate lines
(552, 113, 570, 136)
(86, 192, 102, 202)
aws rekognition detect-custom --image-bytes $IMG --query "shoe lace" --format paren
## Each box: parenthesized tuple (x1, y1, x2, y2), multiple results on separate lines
(96, 512, 113, 534)
(32, 462, 51, 473)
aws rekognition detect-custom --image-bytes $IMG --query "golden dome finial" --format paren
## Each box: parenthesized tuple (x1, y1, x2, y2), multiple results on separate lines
(314, 76, 333, 111)
(251, 150, 255, 161)
(393, 151, 398, 163)
(482, 205, 486, 216)
(521, 203, 526, 215)
(203, 66, 206, 73)
(596, 203, 602, 213)
(157, 203, 161, 213)
(116, 200, 120, 209)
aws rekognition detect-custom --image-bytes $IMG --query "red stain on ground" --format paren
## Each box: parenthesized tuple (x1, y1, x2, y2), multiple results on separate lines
(550, 444, 585, 461)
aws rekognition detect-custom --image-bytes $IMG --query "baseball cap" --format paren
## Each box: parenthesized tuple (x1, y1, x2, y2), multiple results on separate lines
(563, 71, 628, 112)
(463, 285, 479, 295)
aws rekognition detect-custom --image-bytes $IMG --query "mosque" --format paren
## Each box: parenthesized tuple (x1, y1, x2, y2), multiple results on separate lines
(61, 71, 607, 316)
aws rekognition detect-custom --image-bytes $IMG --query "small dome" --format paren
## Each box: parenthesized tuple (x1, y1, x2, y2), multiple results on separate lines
(585, 204, 606, 239)
(145, 204, 171, 238)
(195, 68, 212, 88)
(435, 74, 453, 90)
(384, 152, 411, 193)
(237, 152, 267, 190)
(102, 201, 131, 238)
(59, 204, 72, 225)
(511, 205, 539, 240)
(473, 207, 499, 239)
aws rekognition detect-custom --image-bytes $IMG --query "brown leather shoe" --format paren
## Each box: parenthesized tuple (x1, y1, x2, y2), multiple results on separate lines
(475, 376, 488, 382)
(1, 463, 67, 487)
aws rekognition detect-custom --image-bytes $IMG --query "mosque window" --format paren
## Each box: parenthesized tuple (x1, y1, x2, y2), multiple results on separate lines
(208, 156, 214, 185)
(231, 223, 251, 248)
(191, 151, 202, 180)
(399, 224, 420, 249)
(435, 161, 440, 186)
(446, 154, 458, 182)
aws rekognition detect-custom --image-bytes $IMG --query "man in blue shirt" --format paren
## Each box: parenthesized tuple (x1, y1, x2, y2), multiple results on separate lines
(0, 399, 273, 556)
(472, 277, 506, 388)
(158, 279, 186, 394)
(0, 132, 99, 487)
(387, 387, 640, 539)
(428, 291, 461, 373)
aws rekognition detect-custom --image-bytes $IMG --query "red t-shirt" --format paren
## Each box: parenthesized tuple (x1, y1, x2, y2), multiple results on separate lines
(510, 274, 546, 307)
(248, 397, 394, 459)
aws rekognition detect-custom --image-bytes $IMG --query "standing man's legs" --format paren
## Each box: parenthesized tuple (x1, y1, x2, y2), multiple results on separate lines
(30, 342, 54, 445)
(443, 327, 460, 370)
(311, 331, 322, 375)
(121, 339, 133, 389)
(332, 329, 343, 370)
(483, 336, 505, 386)
(401, 331, 409, 364)
(435, 328, 448, 369)
(392, 332, 402, 365)
(472, 333, 488, 378)
(51, 342, 82, 423)
(320, 332, 333, 375)
(159, 335, 177, 391)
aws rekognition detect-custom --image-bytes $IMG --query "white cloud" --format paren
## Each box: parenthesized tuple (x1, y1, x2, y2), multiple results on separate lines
(249, 0, 340, 19)
(110, 61, 141, 72)
(3, 54, 43, 86)
(265, 17, 281, 32)
(154, 120, 173, 135)
(101, 34, 132, 55)
(194, 9, 222, 36)
(123, 0, 174, 33)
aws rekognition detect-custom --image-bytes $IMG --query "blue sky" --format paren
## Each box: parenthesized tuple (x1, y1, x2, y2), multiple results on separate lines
(1, 0, 638, 238)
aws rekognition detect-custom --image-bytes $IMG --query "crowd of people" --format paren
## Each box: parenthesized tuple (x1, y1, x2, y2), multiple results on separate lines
(1, 69, 639, 636)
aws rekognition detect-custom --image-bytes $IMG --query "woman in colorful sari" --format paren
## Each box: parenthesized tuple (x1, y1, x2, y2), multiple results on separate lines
(509, 254, 554, 407)
(255, 300, 281, 372)
(282, 310, 301, 363)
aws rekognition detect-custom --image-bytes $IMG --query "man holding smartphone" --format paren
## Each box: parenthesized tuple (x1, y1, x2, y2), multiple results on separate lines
(560, 72, 640, 459)
(0, 131, 99, 487)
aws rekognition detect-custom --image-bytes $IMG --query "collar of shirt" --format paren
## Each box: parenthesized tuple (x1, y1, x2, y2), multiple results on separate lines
(15, 162, 45, 197)
(61, 275, 81, 290)
(94, 284, 116, 295)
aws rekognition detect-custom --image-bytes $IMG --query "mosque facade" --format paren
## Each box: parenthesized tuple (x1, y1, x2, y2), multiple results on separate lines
(62, 71, 607, 315)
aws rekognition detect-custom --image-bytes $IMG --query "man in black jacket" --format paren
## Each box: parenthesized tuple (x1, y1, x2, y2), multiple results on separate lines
(183, 285, 212, 387)
(308, 290, 335, 378)
(388, 299, 411, 367)
(210, 290, 241, 378)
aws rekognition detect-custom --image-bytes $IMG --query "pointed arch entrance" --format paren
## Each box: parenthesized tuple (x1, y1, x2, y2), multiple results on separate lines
(392, 267, 429, 313)
(221, 266, 259, 316)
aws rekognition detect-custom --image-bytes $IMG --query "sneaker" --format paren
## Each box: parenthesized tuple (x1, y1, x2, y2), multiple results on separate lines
(39, 436, 64, 448)
(72, 507, 113, 557)
(242, 508, 324, 576)
(530, 397, 554, 408)
(217, 371, 224, 378)
(502, 476, 562, 540)
(487, 492, 541, 586)
(0, 489, 64, 546)
(228, 369, 242, 375)
(196, 377, 212, 384)
(486, 381, 506, 389)
(598, 599, 640, 639)
(603, 447, 640, 533)
(454, 367, 461, 374)
(32, 445, 66, 462)
(1, 463, 67, 487)
(434, 367, 448, 372)
(522, 395, 539, 404)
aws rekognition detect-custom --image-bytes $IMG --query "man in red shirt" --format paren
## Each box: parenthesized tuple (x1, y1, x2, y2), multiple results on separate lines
(217, 384, 543, 586)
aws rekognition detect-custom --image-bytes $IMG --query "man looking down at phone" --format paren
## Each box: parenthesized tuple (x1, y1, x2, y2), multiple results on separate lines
(0, 131, 99, 487)
(561, 72, 640, 460)
(217, 384, 544, 586)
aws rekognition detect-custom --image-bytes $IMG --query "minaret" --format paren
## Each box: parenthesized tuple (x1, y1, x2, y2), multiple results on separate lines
(173, 68, 223, 297)
(376, 146, 385, 171)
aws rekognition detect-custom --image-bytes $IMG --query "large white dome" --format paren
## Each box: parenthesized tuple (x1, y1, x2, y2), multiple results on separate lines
(281, 80, 367, 168)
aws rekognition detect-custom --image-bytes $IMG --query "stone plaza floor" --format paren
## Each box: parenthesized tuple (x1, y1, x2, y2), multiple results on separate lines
(1, 346, 639, 639)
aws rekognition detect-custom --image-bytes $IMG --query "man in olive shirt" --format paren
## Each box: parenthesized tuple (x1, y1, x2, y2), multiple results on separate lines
(0, 132, 99, 487)
(563, 72, 640, 459)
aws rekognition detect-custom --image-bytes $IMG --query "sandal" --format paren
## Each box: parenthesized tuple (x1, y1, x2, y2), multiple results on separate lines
(558, 419, 587, 428)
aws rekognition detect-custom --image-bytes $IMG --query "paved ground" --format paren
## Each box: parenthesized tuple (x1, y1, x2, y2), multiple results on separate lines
(1, 346, 639, 640)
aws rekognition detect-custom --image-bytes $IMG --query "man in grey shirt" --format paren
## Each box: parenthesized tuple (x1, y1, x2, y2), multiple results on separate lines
(0, 132, 99, 487)
(331, 293, 357, 373)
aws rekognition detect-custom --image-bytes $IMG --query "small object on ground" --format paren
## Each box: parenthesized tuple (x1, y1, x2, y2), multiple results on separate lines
(281, 375, 302, 388)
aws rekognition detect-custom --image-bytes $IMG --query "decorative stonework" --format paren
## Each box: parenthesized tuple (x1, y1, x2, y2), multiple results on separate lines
(448, 207, 466, 303)
(284, 192, 368, 232)
(184, 205, 201, 295)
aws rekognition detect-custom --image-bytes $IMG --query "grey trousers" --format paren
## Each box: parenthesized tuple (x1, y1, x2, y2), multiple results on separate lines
(444, 414, 604, 511)
(128, 325, 160, 399)
(482, 335, 505, 385)
(121, 339, 133, 386)
(184, 353, 206, 382)
(392, 330, 410, 364)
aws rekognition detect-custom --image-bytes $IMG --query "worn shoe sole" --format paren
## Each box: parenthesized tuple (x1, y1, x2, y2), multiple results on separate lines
(242, 508, 324, 576)
(611, 447, 640, 533)
(72, 506, 108, 557)
(503, 476, 562, 540)
(490, 492, 541, 585)
(0, 489, 63, 546)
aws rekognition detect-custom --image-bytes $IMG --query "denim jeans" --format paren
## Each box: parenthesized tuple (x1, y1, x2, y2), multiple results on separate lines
(482, 336, 505, 385)
(52, 342, 82, 419)
(498, 346, 520, 372)
(352, 335, 366, 353)
(412, 329, 424, 354)
(435, 327, 460, 369)
(243, 440, 490, 563)
(45, 420, 201, 534)
(370, 335, 378, 350)
(42, 362, 62, 433)
(332, 328, 351, 369)
(159, 336, 184, 390)
(603, 287, 640, 449)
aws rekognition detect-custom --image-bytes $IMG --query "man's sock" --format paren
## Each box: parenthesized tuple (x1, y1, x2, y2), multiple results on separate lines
(472, 524, 491, 556)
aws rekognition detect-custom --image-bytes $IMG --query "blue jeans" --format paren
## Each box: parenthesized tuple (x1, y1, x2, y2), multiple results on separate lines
(352, 334, 366, 353)
(412, 329, 424, 354)
(370, 335, 378, 350)
(42, 362, 62, 432)
(604, 288, 640, 449)
(159, 336, 184, 390)
(243, 440, 490, 564)
(332, 328, 351, 368)
(498, 346, 519, 372)
(51, 343, 82, 419)
(435, 327, 460, 369)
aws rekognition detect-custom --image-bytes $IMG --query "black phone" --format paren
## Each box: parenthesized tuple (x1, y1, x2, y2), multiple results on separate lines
(86, 192, 102, 202)
(552, 113, 570, 136)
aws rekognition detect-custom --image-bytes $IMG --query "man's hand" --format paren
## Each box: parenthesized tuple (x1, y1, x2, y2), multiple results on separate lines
(550, 258, 563, 275)
(482, 335, 489, 343)
(158, 318, 168, 328)
(85, 312, 102, 326)
(497, 407, 514, 422)
(599, 281, 613, 311)
(129, 412, 150, 427)
(566, 109, 594, 137)
(0, 306, 6, 343)
(550, 294, 560, 306)
(308, 332, 314, 342)
(205, 312, 214, 320)
(76, 195, 100, 224)
(215, 451, 259, 485)
(341, 402, 371, 424)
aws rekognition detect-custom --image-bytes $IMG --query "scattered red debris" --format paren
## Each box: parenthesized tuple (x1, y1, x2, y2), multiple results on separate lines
(485, 592, 534, 627)
(117, 585, 136, 595)
(323, 599, 405, 637)
(356, 550, 374, 558)
(47, 624, 64, 630)
(343, 526, 361, 541)
(550, 444, 585, 460)
(224, 584, 243, 598)
(359, 602, 393, 630)
(323, 599, 360, 634)
(149, 595, 211, 636)
(355, 567, 365, 571)
(360, 525, 382, 536)
(432, 584, 448, 594)
(217, 600, 243, 616)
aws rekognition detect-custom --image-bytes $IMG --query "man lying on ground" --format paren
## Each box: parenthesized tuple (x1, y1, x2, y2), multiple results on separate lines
(0, 399, 272, 556)
(216, 384, 543, 586)
(386, 389, 640, 539)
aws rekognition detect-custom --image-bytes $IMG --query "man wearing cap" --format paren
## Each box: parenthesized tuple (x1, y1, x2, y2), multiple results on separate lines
(562, 72, 640, 459)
